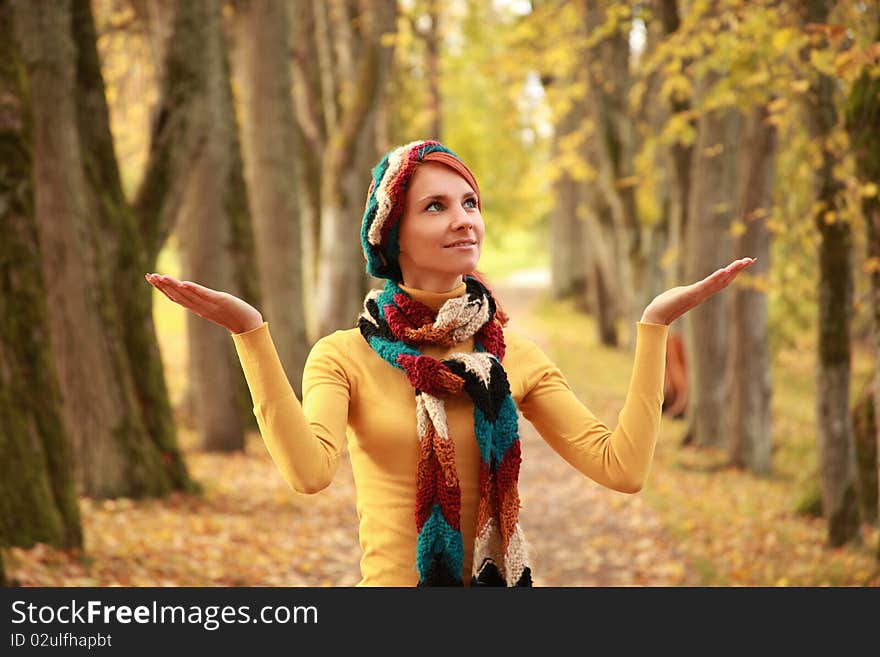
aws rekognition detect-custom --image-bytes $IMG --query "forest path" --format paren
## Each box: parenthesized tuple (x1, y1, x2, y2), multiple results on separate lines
(494, 268, 696, 586)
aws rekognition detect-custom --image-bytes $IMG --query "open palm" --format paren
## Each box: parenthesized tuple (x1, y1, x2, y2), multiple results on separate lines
(145, 273, 263, 334)
(642, 257, 757, 326)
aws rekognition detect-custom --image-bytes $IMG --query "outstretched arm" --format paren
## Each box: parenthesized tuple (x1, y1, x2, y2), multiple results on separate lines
(516, 256, 756, 492)
(145, 273, 347, 494)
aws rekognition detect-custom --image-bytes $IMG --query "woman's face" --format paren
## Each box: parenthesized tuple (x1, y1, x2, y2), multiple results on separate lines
(397, 161, 484, 291)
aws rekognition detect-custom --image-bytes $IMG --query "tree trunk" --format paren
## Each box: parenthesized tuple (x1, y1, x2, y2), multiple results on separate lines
(583, 0, 653, 350)
(681, 74, 740, 449)
(234, 0, 309, 397)
(12, 0, 174, 498)
(550, 97, 588, 303)
(178, 0, 248, 452)
(135, 0, 212, 267)
(844, 31, 880, 540)
(727, 105, 775, 474)
(581, 182, 621, 346)
(801, 0, 860, 548)
(656, 0, 694, 288)
(0, 0, 82, 550)
(290, 0, 326, 342)
(315, 0, 397, 336)
(851, 383, 878, 525)
(71, 0, 195, 492)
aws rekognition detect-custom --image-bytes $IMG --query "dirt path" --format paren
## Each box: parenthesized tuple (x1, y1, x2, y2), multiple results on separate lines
(495, 269, 695, 586)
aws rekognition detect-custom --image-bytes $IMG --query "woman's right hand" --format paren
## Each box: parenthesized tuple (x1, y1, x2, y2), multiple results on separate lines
(145, 273, 264, 334)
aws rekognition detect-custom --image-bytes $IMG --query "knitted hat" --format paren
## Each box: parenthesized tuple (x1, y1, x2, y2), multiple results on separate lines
(361, 140, 481, 282)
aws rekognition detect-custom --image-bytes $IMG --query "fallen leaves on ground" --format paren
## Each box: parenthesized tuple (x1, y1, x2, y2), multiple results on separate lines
(4, 432, 362, 587)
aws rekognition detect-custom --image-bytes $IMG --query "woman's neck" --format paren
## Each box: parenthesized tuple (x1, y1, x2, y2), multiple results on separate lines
(399, 273, 464, 293)
(398, 279, 467, 313)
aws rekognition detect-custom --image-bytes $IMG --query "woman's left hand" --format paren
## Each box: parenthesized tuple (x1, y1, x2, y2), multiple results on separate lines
(640, 257, 757, 326)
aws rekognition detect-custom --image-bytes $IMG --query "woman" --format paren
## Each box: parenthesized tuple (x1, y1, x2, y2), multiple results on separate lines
(146, 139, 755, 587)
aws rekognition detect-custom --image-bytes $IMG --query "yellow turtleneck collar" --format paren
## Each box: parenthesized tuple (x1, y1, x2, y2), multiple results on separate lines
(398, 281, 467, 313)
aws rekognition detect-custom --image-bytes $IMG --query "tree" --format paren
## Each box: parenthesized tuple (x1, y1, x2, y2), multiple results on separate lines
(727, 105, 775, 473)
(0, 0, 82, 558)
(844, 18, 880, 552)
(284, 1, 398, 338)
(10, 0, 187, 498)
(72, 0, 194, 490)
(583, 1, 651, 350)
(233, 0, 309, 397)
(654, 0, 694, 289)
(800, 0, 860, 547)
(681, 67, 741, 449)
(176, 0, 255, 451)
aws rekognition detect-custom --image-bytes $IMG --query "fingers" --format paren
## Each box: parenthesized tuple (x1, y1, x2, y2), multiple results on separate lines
(692, 257, 756, 300)
(146, 274, 188, 307)
(711, 257, 757, 286)
(725, 257, 757, 274)
(146, 273, 203, 311)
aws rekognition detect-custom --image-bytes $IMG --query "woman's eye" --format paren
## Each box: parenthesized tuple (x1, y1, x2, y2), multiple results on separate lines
(426, 201, 443, 211)
(464, 197, 477, 209)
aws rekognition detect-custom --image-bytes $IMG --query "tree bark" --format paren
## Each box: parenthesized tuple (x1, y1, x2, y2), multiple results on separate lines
(71, 0, 195, 492)
(290, 0, 329, 341)
(656, 0, 694, 288)
(681, 72, 740, 449)
(178, 0, 249, 452)
(234, 0, 309, 397)
(844, 30, 880, 540)
(0, 0, 82, 550)
(581, 168, 622, 346)
(12, 0, 175, 498)
(314, 0, 397, 336)
(727, 105, 775, 474)
(801, 0, 860, 547)
(583, 0, 654, 350)
(550, 97, 589, 303)
(134, 0, 211, 267)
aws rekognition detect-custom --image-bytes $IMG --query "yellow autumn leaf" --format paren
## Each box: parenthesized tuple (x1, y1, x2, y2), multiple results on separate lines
(768, 97, 788, 114)
(860, 182, 878, 198)
(744, 70, 770, 87)
(810, 48, 836, 75)
(772, 28, 797, 53)
(661, 74, 693, 103)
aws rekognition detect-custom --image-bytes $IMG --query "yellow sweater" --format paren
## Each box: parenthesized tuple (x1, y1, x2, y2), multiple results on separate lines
(231, 282, 668, 586)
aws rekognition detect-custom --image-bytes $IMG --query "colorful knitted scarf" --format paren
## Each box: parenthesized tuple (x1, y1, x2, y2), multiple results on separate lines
(358, 275, 533, 587)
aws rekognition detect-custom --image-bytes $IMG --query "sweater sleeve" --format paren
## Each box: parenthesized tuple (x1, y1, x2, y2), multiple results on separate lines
(515, 321, 668, 493)
(231, 322, 350, 494)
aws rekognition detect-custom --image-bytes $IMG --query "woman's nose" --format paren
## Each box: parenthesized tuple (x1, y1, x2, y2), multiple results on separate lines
(451, 207, 473, 231)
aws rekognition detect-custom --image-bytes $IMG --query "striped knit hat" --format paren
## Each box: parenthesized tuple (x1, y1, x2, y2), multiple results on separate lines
(361, 140, 481, 282)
